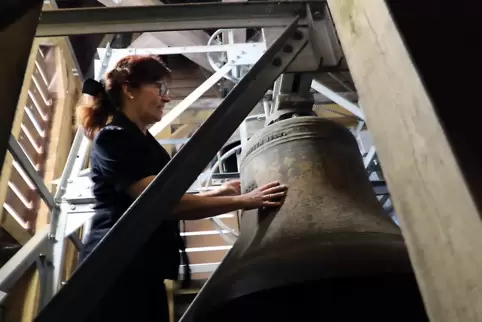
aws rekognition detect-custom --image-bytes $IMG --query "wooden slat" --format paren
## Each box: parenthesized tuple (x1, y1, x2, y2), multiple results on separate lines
(9, 166, 34, 205)
(34, 49, 51, 86)
(5, 186, 33, 224)
(25, 95, 47, 129)
(21, 113, 44, 148)
(187, 249, 228, 264)
(0, 209, 31, 244)
(32, 68, 50, 105)
(183, 216, 238, 232)
(17, 128, 40, 167)
(185, 234, 229, 249)
(28, 86, 49, 117)
(327, 1, 482, 321)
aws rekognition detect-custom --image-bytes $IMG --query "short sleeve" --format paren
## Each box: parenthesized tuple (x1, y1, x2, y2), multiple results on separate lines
(92, 127, 154, 192)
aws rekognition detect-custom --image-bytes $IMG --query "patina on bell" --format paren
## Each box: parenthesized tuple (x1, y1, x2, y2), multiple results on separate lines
(181, 117, 427, 322)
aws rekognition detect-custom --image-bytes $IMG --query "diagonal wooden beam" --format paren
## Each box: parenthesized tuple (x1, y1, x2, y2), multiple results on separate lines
(327, 1, 482, 321)
(0, 38, 41, 245)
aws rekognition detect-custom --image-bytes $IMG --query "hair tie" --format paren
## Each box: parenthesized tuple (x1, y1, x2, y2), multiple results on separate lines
(82, 78, 105, 97)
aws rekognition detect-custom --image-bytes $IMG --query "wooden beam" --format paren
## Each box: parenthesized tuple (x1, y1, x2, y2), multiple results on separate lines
(98, 0, 213, 72)
(5, 45, 80, 322)
(172, 124, 197, 139)
(132, 32, 213, 72)
(0, 36, 41, 244)
(222, 0, 247, 44)
(0, 3, 42, 188)
(327, 1, 482, 321)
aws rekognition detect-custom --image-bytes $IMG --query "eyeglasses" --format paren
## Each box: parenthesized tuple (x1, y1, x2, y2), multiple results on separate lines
(153, 81, 169, 96)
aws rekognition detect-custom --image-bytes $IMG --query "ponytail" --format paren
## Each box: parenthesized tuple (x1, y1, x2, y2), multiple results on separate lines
(76, 79, 116, 140)
(77, 55, 172, 140)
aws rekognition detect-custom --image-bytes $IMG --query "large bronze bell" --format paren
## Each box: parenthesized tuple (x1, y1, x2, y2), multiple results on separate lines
(181, 117, 427, 322)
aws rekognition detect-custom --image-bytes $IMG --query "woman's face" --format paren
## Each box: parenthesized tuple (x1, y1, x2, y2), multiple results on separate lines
(132, 80, 171, 125)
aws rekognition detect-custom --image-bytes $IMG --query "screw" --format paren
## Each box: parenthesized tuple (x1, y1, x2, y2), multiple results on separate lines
(272, 57, 282, 67)
(68, 179, 73, 183)
(293, 30, 303, 40)
(283, 45, 293, 53)
(70, 205, 76, 210)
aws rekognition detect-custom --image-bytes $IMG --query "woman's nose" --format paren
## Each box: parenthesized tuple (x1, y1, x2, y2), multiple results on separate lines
(161, 94, 171, 102)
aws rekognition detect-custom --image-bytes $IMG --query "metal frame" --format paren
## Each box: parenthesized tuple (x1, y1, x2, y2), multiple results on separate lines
(36, 1, 312, 37)
(0, 226, 49, 304)
(35, 17, 307, 322)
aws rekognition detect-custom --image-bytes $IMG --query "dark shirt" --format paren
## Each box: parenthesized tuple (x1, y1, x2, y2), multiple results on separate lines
(85, 112, 180, 279)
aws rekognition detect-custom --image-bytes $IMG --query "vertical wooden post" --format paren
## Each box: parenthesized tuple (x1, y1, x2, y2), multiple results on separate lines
(327, 1, 482, 321)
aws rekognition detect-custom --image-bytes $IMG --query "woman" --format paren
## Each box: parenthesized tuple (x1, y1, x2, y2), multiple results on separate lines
(76, 55, 287, 321)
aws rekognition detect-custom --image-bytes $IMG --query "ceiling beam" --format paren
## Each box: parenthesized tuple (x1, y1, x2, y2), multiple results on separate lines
(97, 0, 213, 71)
(222, 0, 247, 44)
(131, 31, 213, 72)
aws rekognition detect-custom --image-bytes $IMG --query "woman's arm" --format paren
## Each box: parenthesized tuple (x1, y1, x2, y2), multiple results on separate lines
(198, 179, 241, 197)
(127, 176, 287, 220)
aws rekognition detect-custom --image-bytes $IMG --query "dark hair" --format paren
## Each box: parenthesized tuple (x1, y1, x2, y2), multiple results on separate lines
(76, 55, 171, 140)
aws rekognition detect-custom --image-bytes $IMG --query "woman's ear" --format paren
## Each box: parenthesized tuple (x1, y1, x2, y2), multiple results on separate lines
(121, 84, 135, 100)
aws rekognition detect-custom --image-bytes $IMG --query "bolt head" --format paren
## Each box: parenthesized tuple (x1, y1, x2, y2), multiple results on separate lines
(283, 45, 293, 53)
(272, 57, 282, 67)
(293, 30, 303, 40)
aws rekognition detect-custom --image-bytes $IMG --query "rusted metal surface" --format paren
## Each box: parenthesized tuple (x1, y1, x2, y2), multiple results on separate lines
(181, 117, 427, 322)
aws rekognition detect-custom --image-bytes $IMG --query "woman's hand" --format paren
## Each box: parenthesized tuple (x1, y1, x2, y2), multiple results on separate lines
(238, 181, 288, 210)
(220, 179, 241, 196)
